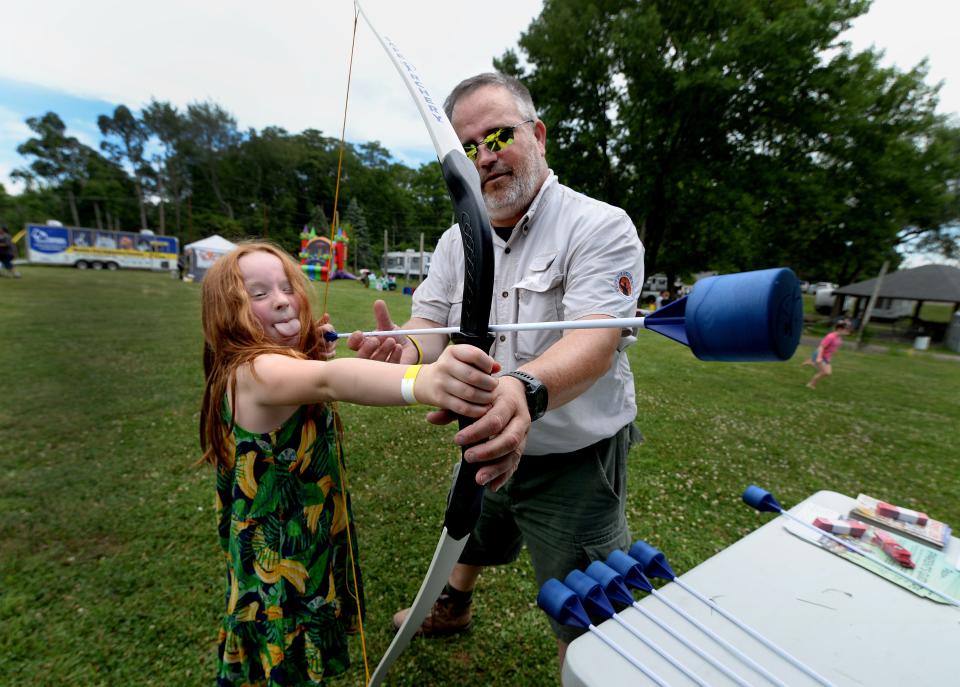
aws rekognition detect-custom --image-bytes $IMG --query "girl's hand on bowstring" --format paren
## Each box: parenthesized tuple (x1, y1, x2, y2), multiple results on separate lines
(316, 314, 336, 361)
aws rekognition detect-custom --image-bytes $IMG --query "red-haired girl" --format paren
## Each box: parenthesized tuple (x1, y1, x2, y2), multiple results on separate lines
(199, 241, 499, 685)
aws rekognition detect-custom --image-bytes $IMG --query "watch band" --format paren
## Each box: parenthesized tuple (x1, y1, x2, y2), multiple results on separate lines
(505, 370, 547, 421)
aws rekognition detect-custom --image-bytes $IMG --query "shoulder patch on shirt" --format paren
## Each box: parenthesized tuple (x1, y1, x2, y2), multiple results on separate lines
(615, 270, 635, 298)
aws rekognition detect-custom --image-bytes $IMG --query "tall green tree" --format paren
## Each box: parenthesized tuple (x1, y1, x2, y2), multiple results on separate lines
(183, 102, 242, 221)
(15, 112, 90, 226)
(79, 151, 139, 231)
(142, 99, 189, 235)
(497, 0, 960, 284)
(98, 105, 151, 230)
(342, 197, 371, 271)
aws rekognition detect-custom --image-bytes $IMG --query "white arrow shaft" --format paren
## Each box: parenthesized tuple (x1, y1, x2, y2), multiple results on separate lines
(590, 624, 670, 687)
(651, 588, 787, 687)
(361, 316, 648, 339)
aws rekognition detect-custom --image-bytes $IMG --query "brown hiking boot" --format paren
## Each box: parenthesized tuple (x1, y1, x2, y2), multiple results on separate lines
(391, 592, 472, 637)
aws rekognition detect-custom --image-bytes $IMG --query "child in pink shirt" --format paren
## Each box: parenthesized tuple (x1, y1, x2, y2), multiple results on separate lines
(802, 319, 854, 388)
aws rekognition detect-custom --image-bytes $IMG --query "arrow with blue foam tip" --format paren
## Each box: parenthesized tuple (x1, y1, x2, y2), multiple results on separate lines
(537, 578, 669, 686)
(565, 568, 712, 687)
(324, 267, 804, 363)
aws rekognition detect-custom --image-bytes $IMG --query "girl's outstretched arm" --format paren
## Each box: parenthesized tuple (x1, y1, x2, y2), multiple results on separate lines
(239, 344, 499, 417)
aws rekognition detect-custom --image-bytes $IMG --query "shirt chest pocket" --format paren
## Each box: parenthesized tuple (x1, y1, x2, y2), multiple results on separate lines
(512, 253, 563, 360)
(447, 284, 464, 327)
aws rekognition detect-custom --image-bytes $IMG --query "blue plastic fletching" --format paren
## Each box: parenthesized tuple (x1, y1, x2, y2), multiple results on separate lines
(628, 541, 676, 581)
(642, 297, 689, 347)
(564, 570, 615, 620)
(605, 550, 654, 592)
(537, 578, 592, 629)
(585, 561, 635, 607)
(685, 267, 803, 362)
(742, 484, 784, 513)
(323, 331, 339, 342)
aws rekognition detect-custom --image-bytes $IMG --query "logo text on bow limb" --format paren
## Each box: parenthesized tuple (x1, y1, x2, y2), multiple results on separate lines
(384, 36, 445, 124)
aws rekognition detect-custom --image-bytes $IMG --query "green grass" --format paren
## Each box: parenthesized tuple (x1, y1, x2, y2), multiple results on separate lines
(2, 266, 959, 686)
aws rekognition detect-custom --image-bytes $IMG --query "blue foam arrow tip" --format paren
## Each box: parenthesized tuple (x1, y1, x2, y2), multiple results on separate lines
(537, 579, 592, 629)
(742, 484, 783, 513)
(585, 561, 635, 607)
(643, 296, 689, 347)
(628, 541, 675, 581)
(605, 550, 653, 592)
(564, 570, 615, 620)
(684, 267, 802, 362)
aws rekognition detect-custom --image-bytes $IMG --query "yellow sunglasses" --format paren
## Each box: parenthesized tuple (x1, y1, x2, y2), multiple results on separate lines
(462, 119, 534, 161)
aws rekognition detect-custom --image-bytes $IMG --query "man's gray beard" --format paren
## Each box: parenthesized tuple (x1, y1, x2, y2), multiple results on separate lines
(483, 154, 547, 222)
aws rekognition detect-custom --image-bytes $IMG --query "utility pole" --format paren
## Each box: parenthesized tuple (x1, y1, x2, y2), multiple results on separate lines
(856, 260, 889, 348)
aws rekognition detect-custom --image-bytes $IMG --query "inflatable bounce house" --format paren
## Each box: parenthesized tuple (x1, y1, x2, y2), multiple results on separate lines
(299, 225, 356, 281)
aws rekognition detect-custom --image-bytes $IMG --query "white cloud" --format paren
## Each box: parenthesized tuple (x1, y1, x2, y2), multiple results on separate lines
(844, 0, 960, 118)
(3, 0, 958, 192)
(1, 0, 543, 167)
(0, 106, 30, 193)
(0, 106, 31, 142)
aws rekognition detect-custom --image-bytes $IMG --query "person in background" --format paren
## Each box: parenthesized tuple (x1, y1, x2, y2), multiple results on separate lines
(0, 226, 22, 278)
(802, 318, 854, 389)
(197, 240, 504, 686)
(348, 72, 644, 671)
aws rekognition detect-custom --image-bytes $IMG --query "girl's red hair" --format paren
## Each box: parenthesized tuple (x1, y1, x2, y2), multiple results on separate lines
(199, 240, 323, 467)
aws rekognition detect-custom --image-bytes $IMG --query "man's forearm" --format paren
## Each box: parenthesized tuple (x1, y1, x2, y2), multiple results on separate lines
(520, 320, 620, 410)
(402, 317, 450, 363)
(404, 314, 620, 408)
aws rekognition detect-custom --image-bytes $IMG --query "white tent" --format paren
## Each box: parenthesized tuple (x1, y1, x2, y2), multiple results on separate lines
(183, 235, 237, 281)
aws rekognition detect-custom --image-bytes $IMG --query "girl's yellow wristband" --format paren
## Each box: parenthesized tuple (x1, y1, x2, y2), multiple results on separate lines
(401, 364, 422, 404)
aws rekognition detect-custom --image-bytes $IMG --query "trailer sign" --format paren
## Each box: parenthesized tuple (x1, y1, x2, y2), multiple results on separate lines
(25, 223, 178, 272)
(28, 226, 69, 253)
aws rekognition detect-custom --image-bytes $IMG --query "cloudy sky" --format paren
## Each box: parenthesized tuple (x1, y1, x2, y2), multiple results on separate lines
(2, 0, 958, 197)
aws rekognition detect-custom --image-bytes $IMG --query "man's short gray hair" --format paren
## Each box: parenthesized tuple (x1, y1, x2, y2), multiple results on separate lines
(444, 73, 537, 122)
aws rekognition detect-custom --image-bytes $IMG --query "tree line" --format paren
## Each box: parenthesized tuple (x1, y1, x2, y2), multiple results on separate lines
(497, 0, 960, 286)
(1, 102, 454, 271)
(2, 0, 959, 285)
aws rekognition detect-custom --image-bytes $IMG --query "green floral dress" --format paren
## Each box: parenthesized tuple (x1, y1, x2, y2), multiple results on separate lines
(216, 402, 364, 686)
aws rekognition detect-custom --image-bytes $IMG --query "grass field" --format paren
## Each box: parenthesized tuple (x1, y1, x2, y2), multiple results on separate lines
(1, 266, 958, 686)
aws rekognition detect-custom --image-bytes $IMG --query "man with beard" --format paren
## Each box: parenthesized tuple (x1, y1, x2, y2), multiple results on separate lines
(348, 73, 644, 668)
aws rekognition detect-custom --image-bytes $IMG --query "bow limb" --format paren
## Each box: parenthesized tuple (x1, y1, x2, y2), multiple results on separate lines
(356, 3, 495, 685)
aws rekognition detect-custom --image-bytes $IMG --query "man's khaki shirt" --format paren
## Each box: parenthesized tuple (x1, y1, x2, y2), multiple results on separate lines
(413, 173, 644, 455)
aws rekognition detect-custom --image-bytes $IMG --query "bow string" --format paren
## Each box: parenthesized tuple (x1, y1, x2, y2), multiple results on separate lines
(353, 2, 495, 684)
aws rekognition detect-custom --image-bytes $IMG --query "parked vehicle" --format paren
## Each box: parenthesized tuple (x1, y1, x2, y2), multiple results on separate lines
(643, 273, 669, 293)
(25, 223, 178, 272)
(814, 287, 848, 314)
(382, 249, 431, 279)
(808, 281, 836, 294)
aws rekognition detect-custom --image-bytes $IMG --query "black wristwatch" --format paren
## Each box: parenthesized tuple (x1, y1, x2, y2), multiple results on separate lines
(506, 371, 549, 421)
